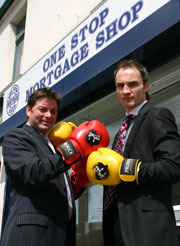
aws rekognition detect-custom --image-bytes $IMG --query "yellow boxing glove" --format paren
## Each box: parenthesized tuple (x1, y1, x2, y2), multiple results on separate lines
(48, 121, 77, 147)
(86, 148, 141, 185)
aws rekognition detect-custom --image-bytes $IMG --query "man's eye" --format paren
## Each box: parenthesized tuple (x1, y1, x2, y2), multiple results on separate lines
(51, 110, 57, 115)
(129, 82, 138, 88)
(39, 108, 46, 113)
(40, 109, 45, 112)
(116, 84, 124, 89)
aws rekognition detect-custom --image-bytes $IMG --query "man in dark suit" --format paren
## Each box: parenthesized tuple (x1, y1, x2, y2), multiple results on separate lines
(1, 88, 76, 246)
(87, 59, 180, 245)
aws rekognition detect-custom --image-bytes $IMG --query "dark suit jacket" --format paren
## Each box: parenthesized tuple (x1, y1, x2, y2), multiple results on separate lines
(103, 102, 180, 246)
(1, 124, 76, 246)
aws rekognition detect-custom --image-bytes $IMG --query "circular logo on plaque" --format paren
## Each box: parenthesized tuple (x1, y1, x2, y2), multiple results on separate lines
(6, 85, 20, 116)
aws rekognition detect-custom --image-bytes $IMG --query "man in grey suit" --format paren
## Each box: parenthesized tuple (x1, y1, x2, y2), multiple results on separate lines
(1, 88, 76, 246)
(87, 59, 180, 245)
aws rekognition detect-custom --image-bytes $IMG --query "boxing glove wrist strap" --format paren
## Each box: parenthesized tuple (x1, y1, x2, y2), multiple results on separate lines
(120, 158, 142, 184)
(57, 140, 82, 164)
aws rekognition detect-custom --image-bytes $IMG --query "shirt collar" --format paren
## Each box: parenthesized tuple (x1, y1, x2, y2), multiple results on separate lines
(126, 100, 147, 116)
(26, 122, 47, 137)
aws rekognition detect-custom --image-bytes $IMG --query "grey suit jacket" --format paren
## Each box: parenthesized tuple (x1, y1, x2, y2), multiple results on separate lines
(103, 102, 180, 246)
(1, 124, 76, 246)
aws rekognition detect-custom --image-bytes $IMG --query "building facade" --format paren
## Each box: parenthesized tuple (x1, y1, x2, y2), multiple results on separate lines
(0, 0, 180, 245)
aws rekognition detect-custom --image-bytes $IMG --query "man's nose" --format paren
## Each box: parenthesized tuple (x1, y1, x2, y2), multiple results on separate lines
(45, 111, 52, 117)
(123, 84, 131, 93)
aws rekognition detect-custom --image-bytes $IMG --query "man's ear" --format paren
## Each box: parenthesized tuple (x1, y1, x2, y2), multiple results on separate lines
(26, 106, 31, 119)
(144, 81, 150, 92)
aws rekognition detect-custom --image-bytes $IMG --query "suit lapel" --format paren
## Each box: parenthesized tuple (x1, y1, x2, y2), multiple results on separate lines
(22, 124, 77, 210)
(124, 102, 152, 156)
(23, 124, 54, 154)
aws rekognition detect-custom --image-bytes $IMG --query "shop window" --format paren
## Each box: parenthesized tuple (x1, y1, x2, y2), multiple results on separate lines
(12, 17, 26, 80)
(76, 186, 104, 246)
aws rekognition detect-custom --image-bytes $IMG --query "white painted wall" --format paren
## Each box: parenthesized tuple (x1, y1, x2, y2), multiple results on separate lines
(23, 0, 102, 73)
(0, 0, 102, 93)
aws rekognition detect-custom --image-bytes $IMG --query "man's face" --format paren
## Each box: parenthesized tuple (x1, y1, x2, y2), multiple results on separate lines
(26, 97, 58, 135)
(115, 66, 150, 113)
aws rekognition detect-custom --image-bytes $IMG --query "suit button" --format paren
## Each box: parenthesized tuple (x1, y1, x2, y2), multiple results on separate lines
(114, 194, 118, 199)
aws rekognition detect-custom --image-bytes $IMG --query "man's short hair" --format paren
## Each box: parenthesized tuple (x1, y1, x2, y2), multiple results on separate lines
(27, 87, 62, 110)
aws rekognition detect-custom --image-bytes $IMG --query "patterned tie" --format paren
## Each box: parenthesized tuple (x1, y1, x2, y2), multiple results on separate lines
(103, 114, 133, 211)
(113, 114, 134, 155)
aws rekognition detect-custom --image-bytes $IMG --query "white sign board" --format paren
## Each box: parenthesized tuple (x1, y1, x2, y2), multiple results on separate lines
(2, 0, 170, 122)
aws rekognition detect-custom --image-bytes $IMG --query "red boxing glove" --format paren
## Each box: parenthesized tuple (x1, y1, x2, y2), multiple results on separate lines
(70, 171, 91, 199)
(56, 120, 109, 164)
(71, 157, 88, 175)
(70, 158, 91, 198)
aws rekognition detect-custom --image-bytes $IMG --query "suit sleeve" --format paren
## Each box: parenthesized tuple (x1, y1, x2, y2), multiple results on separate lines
(139, 107, 180, 185)
(3, 128, 69, 186)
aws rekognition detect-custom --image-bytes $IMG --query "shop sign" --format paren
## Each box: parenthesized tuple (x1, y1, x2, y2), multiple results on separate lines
(2, 0, 170, 122)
